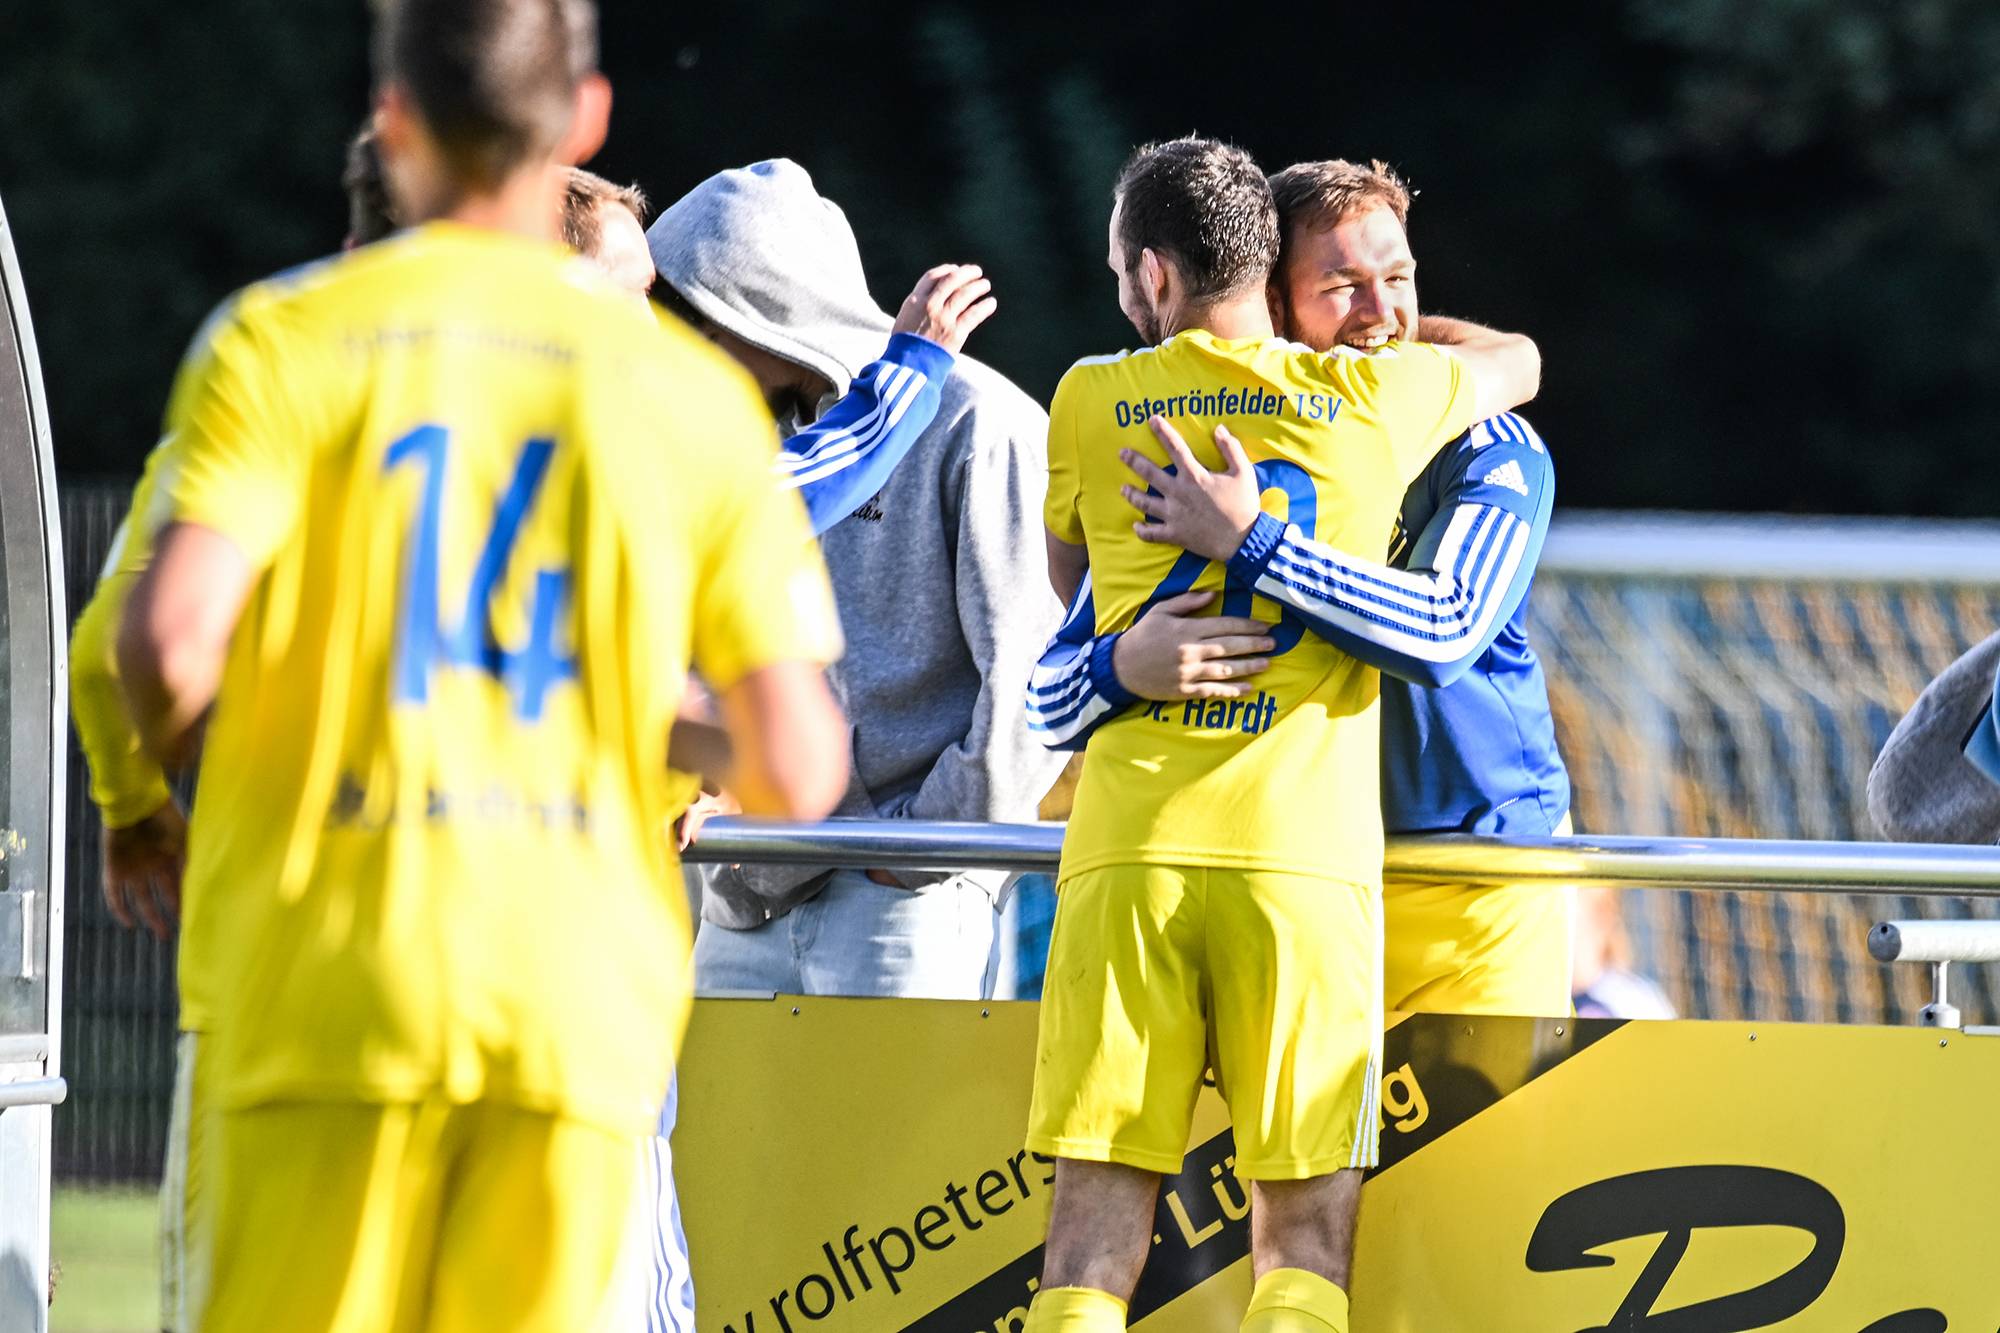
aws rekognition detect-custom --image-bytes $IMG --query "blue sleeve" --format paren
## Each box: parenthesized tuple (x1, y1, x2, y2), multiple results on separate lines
(1226, 412, 1554, 688)
(777, 332, 955, 535)
(1024, 574, 1137, 751)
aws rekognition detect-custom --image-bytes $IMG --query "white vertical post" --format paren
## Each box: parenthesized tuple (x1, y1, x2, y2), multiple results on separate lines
(0, 191, 67, 1333)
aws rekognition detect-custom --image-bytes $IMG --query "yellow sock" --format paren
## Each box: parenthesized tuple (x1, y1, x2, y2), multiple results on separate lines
(1241, 1267, 1349, 1333)
(1024, 1285, 1129, 1332)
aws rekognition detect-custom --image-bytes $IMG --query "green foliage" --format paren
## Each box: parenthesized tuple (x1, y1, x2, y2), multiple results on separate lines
(0, 1, 368, 479)
(4, 0, 1998, 515)
(1619, 0, 2000, 511)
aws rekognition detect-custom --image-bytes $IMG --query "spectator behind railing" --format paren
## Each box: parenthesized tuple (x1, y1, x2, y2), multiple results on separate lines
(647, 159, 1066, 1002)
(1868, 631, 2000, 843)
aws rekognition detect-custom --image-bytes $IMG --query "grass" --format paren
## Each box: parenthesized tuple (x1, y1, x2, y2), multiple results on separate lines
(50, 1186, 153, 1333)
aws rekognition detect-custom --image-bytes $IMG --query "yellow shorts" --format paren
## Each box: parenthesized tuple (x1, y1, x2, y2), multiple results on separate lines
(198, 1099, 644, 1333)
(1383, 817, 1575, 1018)
(1026, 864, 1383, 1181)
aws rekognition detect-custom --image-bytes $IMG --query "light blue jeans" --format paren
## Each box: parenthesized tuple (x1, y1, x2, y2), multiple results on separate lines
(692, 868, 1002, 1000)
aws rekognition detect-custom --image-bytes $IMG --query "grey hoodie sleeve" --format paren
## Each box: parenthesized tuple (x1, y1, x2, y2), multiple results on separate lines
(1867, 629, 2000, 844)
(887, 420, 1066, 829)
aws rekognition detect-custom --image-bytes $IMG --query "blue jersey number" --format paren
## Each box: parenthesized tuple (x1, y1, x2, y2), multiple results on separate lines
(1137, 458, 1319, 656)
(383, 425, 579, 720)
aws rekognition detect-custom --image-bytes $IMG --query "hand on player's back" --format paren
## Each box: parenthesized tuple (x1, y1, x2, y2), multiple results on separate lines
(892, 264, 997, 353)
(1120, 418, 1264, 564)
(102, 797, 187, 941)
(1112, 590, 1274, 702)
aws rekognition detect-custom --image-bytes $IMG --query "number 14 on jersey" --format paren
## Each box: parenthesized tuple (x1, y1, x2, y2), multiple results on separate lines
(383, 424, 578, 721)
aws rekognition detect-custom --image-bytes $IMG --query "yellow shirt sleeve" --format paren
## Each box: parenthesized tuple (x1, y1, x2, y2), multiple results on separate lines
(69, 435, 188, 828)
(1043, 366, 1086, 545)
(160, 298, 311, 568)
(70, 558, 172, 828)
(1322, 342, 1479, 486)
(687, 375, 844, 691)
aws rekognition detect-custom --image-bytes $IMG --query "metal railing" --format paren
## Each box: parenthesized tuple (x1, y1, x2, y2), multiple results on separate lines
(1868, 920, 2000, 1029)
(686, 817, 2000, 896)
(688, 817, 2000, 1030)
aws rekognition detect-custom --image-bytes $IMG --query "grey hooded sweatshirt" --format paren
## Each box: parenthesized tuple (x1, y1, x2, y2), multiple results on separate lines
(1868, 629, 2000, 844)
(648, 160, 1065, 929)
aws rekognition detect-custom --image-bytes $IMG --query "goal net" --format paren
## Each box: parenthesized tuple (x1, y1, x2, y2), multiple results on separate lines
(1534, 511, 2000, 1026)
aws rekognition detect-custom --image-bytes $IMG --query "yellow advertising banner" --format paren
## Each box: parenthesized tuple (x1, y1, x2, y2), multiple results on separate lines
(675, 998, 2000, 1332)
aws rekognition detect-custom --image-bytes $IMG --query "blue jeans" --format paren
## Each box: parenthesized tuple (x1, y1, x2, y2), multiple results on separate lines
(692, 869, 1002, 1000)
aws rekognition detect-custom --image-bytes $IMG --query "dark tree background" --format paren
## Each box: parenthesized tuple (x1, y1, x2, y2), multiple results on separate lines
(4, 0, 1998, 514)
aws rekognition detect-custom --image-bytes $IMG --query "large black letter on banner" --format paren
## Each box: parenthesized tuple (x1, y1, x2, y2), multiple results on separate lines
(1525, 1165, 1842, 1331)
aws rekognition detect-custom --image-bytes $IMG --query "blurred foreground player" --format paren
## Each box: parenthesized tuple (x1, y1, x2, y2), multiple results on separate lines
(1031, 159, 1575, 1018)
(114, 1, 847, 1329)
(1025, 138, 1537, 1333)
(75, 120, 398, 945)
(67, 113, 408, 1333)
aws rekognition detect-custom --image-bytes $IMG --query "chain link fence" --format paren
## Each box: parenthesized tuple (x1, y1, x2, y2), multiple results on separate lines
(57, 478, 180, 1183)
(1533, 517, 2000, 1028)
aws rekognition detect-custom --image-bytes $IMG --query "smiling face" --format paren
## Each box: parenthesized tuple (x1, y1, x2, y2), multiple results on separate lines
(1277, 203, 1419, 354)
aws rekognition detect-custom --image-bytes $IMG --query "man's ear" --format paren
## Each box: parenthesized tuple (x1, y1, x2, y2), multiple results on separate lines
(1265, 278, 1286, 336)
(374, 85, 413, 157)
(1140, 247, 1171, 308)
(373, 86, 427, 225)
(557, 73, 612, 167)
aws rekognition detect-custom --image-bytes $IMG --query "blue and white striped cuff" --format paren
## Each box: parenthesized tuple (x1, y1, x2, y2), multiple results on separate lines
(1226, 511, 1288, 585)
(1088, 632, 1138, 710)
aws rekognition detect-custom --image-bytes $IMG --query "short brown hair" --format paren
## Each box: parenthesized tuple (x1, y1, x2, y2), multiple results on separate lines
(559, 167, 648, 257)
(373, 0, 598, 190)
(1114, 137, 1278, 302)
(1267, 159, 1413, 242)
(341, 121, 399, 245)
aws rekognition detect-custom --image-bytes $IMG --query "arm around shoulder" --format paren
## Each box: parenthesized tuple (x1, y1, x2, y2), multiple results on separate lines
(1417, 315, 1541, 423)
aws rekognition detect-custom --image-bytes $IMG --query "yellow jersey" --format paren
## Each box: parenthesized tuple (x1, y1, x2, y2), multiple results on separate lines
(1046, 329, 1477, 886)
(72, 323, 233, 838)
(159, 223, 841, 1134)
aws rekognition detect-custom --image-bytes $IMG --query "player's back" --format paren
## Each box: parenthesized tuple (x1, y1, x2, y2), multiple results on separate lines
(166, 222, 811, 1134)
(1046, 329, 1476, 888)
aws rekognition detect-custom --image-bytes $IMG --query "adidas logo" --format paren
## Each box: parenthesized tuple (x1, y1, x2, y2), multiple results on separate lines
(1482, 460, 1529, 496)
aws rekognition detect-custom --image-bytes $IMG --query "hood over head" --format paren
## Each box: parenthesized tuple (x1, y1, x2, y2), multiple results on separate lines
(646, 159, 893, 398)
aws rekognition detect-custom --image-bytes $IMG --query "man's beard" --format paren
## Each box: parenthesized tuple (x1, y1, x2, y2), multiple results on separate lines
(1134, 303, 1164, 347)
